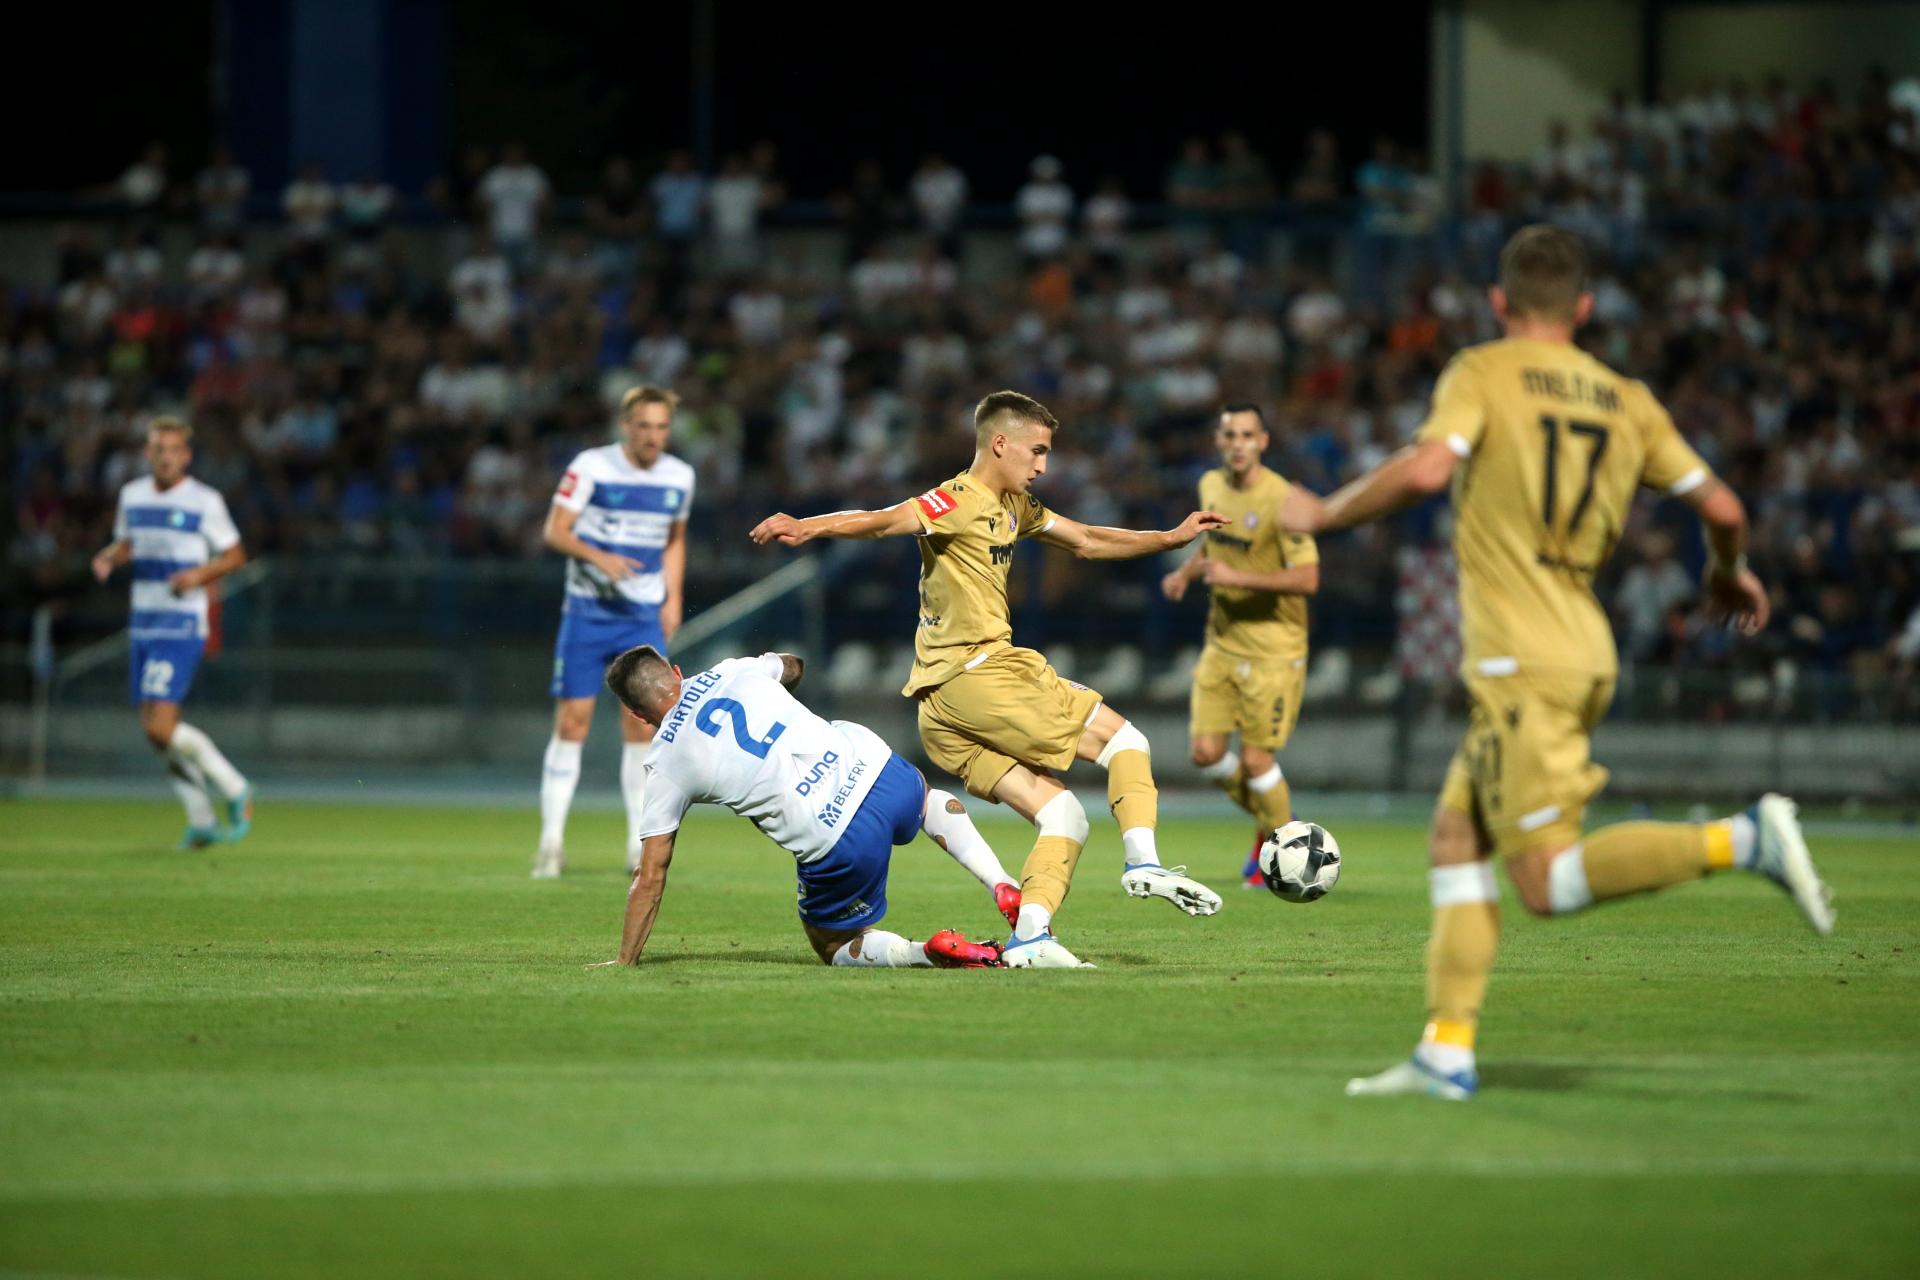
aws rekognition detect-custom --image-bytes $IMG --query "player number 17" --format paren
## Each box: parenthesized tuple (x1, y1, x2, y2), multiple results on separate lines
(1538, 415, 1610, 538)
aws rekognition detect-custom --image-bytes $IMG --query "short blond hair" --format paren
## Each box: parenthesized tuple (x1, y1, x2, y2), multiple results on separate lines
(621, 384, 681, 417)
(147, 415, 194, 444)
(973, 389, 1058, 444)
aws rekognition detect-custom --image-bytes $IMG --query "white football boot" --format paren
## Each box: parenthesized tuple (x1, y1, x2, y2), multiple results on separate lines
(1751, 793, 1835, 935)
(1120, 863, 1222, 916)
(1001, 932, 1095, 969)
(1344, 1057, 1478, 1101)
(531, 839, 566, 880)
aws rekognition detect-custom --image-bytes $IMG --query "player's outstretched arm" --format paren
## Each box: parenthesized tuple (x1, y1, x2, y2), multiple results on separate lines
(596, 831, 678, 965)
(749, 502, 921, 547)
(1684, 478, 1770, 635)
(1280, 441, 1456, 534)
(1038, 510, 1227, 561)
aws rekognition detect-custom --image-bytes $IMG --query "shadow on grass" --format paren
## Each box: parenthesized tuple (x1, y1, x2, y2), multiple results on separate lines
(1483, 1061, 1809, 1104)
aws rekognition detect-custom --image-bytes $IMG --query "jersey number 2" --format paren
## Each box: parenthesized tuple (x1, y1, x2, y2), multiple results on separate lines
(1538, 415, 1610, 537)
(695, 698, 787, 758)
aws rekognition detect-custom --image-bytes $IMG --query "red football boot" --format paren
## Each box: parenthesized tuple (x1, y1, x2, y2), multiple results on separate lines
(993, 881, 1022, 928)
(1242, 828, 1266, 888)
(924, 929, 1005, 969)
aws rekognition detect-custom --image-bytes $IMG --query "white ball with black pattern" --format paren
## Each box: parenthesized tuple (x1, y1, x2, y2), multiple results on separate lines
(1257, 821, 1342, 902)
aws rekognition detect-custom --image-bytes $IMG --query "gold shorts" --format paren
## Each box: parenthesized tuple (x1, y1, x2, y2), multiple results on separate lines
(1438, 664, 1615, 858)
(1189, 647, 1307, 750)
(916, 646, 1104, 800)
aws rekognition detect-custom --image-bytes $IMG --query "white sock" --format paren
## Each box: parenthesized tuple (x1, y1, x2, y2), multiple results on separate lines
(1728, 812, 1758, 869)
(1121, 827, 1159, 868)
(830, 930, 927, 967)
(540, 737, 584, 849)
(167, 722, 245, 799)
(1415, 1038, 1476, 1077)
(1014, 902, 1052, 940)
(164, 756, 216, 828)
(621, 742, 650, 853)
(921, 788, 1015, 889)
(1246, 764, 1282, 794)
(1196, 755, 1239, 782)
(1547, 844, 1594, 915)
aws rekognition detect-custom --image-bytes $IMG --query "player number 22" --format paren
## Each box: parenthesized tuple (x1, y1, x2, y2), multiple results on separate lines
(695, 698, 787, 759)
(1538, 415, 1610, 538)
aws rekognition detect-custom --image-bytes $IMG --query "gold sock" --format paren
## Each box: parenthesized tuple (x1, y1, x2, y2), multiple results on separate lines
(1216, 765, 1250, 816)
(1107, 749, 1158, 833)
(1248, 775, 1293, 833)
(1580, 821, 1717, 902)
(1019, 834, 1084, 916)
(1425, 900, 1499, 1035)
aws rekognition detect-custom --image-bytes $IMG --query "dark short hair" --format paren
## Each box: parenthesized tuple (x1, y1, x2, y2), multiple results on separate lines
(604, 644, 673, 713)
(973, 389, 1059, 437)
(1218, 402, 1268, 431)
(1498, 224, 1588, 321)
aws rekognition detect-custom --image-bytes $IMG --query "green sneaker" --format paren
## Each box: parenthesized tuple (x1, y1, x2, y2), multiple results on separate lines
(219, 786, 255, 843)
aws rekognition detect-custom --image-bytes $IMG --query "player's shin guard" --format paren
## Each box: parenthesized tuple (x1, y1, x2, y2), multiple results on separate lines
(921, 788, 1015, 890)
(1096, 722, 1158, 866)
(167, 722, 246, 800)
(620, 742, 649, 852)
(831, 930, 926, 968)
(1552, 819, 1746, 912)
(1018, 791, 1089, 931)
(539, 737, 583, 847)
(1246, 763, 1291, 832)
(1423, 863, 1500, 1071)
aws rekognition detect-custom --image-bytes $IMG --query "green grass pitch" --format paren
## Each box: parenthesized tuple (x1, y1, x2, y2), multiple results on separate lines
(1, 797, 1916, 1279)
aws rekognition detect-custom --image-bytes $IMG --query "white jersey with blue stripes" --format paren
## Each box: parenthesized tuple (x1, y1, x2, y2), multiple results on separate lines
(552, 444, 694, 615)
(112, 475, 241, 640)
(635, 655, 894, 866)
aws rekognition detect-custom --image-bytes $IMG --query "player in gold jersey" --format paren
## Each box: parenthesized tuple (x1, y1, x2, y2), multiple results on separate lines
(1280, 225, 1834, 1099)
(751, 390, 1229, 967)
(1161, 404, 1319, 885)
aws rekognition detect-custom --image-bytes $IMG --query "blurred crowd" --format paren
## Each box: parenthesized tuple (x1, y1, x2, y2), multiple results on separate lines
(6, 69, 1920, 698)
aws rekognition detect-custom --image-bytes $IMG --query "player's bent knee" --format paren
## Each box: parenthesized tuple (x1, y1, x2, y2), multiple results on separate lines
(1190, 740, 1227, 769)
(1239, 746, 1275, 776)
(1094, 721, 1150, 769)
(1035, 790, 1090, 845)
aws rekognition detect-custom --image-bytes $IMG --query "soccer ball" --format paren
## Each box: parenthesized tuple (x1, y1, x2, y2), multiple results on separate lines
(1257, 821, 1342, 902)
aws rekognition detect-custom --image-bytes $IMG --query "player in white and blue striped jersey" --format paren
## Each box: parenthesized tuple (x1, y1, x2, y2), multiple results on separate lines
(90, 417, 254, 848)
(593, 646, 1018, 969)
(534, 384, 695, 879)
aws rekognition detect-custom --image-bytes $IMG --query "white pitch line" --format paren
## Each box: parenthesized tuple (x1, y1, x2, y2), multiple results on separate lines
(2, 1152, 1917, 1206)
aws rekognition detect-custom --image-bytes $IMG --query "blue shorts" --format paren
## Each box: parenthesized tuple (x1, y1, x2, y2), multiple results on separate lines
(551, 605, 666, 700)
(794, 753, 926, 932)
(129, 635, 206, 704)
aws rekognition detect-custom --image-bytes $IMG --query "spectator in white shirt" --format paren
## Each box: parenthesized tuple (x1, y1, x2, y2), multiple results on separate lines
(910, 153, 968, 255)
(194, 143, 250, 230)
(1615, 532, 1695, 662)
(708, 153, 765, 273)
(116, 142, 169, 211)
(479, 142, 550, 267)
(449, 235, 515, 349)
(104, 229, 164, 294)
(187, 233, 247, 304)
(1015, 155, 1074, 269)
(283, 164, 338, 243)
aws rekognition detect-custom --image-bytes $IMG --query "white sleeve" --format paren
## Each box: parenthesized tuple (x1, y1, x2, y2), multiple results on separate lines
(553, 453, 594, 513)
(634, 759, 694, 840)
(112, 487, 129, 541)
(675, 468, 696, 524)
(202, 491, 241, 554)
(756, 653, 785, 681)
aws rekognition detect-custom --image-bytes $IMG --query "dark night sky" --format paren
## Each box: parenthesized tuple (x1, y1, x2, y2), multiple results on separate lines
(5, 2, 1429, 199)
